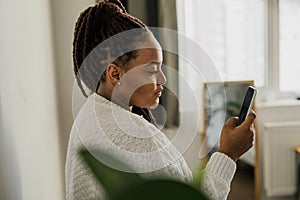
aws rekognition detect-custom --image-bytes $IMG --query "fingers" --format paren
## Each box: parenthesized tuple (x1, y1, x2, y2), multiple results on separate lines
(242, 110, 256, 128)
(219, 110, 256, 161)
(225, 110, 256, 129)
(224, 117, 239, 129)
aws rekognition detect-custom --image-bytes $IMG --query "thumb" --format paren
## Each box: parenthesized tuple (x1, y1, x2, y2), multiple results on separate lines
(224, 117, 239, 129)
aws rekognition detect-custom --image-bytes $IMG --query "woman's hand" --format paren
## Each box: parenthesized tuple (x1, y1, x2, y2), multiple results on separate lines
(218, 111, 256, 162)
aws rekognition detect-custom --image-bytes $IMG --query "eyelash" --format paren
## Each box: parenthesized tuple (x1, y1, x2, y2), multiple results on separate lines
(148, 71, 159, 75)
(147, 63, 164, 76)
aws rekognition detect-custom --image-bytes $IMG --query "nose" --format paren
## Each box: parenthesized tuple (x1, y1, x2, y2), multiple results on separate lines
(157, 70, 167, 85)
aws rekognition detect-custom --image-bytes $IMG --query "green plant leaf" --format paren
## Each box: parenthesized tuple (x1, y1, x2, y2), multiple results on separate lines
(81, 149, 209, 200)
(80, 150, 144, 199)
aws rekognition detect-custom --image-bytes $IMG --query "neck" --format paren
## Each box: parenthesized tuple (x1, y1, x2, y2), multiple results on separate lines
(97, 86, 132, 111)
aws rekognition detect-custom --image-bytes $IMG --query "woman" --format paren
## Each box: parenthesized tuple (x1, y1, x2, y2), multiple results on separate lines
(66, 0, 256, 199)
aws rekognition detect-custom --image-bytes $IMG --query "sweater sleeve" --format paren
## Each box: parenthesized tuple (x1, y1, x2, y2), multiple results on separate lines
(200, 152, 237, 200)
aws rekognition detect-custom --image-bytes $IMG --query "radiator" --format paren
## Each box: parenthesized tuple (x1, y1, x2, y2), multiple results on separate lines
(263, 121, 300, 197)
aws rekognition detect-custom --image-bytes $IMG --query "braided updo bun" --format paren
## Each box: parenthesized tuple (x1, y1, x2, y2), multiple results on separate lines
(73, 0, 148, 97)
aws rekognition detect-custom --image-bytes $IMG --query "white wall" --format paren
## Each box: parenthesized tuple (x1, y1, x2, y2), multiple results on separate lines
(0, 0, 94, 199)
(0, 0, 63, 199)
(49, 0, 95, 192)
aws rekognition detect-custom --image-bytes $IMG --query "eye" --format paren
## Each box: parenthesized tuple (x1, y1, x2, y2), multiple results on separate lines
(147, 70, 159, 75)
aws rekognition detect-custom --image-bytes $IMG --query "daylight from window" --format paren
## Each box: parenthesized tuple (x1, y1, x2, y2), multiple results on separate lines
(279, 0, 300, 93)
(177, 0, 265, 87)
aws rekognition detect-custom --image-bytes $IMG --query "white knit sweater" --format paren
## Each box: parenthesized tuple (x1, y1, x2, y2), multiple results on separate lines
(65, 93, 236, 200)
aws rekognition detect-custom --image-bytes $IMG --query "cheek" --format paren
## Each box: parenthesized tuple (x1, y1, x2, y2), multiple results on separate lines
(126, 72, 157, 92)
(130, 84, 157, 106)
(136, 75, 156, 86)
(134, 84, 156, 96)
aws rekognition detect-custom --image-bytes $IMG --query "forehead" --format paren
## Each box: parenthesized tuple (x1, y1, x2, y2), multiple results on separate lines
(124, 35, 163, 71)
(136, 48, 162, 62)
(135, 36, 162, 61)
(125, 48, 162, 72)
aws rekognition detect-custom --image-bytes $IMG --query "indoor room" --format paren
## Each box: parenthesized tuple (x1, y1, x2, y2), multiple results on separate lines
(0, 0, 299, 199)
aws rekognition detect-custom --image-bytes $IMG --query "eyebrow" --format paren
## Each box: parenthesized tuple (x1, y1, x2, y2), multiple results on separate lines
(144, 62, 161, 67)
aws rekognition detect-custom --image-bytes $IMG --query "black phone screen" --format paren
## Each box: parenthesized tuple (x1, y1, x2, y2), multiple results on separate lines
(236, 87, 256, 127)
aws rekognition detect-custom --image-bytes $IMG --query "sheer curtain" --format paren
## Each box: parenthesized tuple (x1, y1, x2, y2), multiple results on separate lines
(279, 0, 300, 92)
(177, 0, 265, 87)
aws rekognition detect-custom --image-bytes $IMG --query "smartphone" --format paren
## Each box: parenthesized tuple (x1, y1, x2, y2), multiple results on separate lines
(236, 86, 257, 127)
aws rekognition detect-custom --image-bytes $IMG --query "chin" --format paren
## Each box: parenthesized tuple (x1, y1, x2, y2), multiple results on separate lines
(149, 102, 159, 109)
(136, 98, 159, 109)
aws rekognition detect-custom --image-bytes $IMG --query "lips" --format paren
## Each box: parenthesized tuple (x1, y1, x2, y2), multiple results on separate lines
(155, 91, 162, 97)
(154, 86, 164, 97)
(155, 87, 163, 97)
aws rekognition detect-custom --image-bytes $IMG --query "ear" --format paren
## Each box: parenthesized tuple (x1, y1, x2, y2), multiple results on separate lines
(106, 63, 123, 85)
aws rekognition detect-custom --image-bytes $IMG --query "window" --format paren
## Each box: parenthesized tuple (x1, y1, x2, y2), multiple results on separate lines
(279, 0, 300, 93)
(177, 0, 300, 98)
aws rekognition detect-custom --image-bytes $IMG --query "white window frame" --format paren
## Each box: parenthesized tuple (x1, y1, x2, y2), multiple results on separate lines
(259, 0, 299, 102)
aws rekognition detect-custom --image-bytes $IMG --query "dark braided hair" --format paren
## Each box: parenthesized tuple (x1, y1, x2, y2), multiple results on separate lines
(73, 0, 157, 125)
